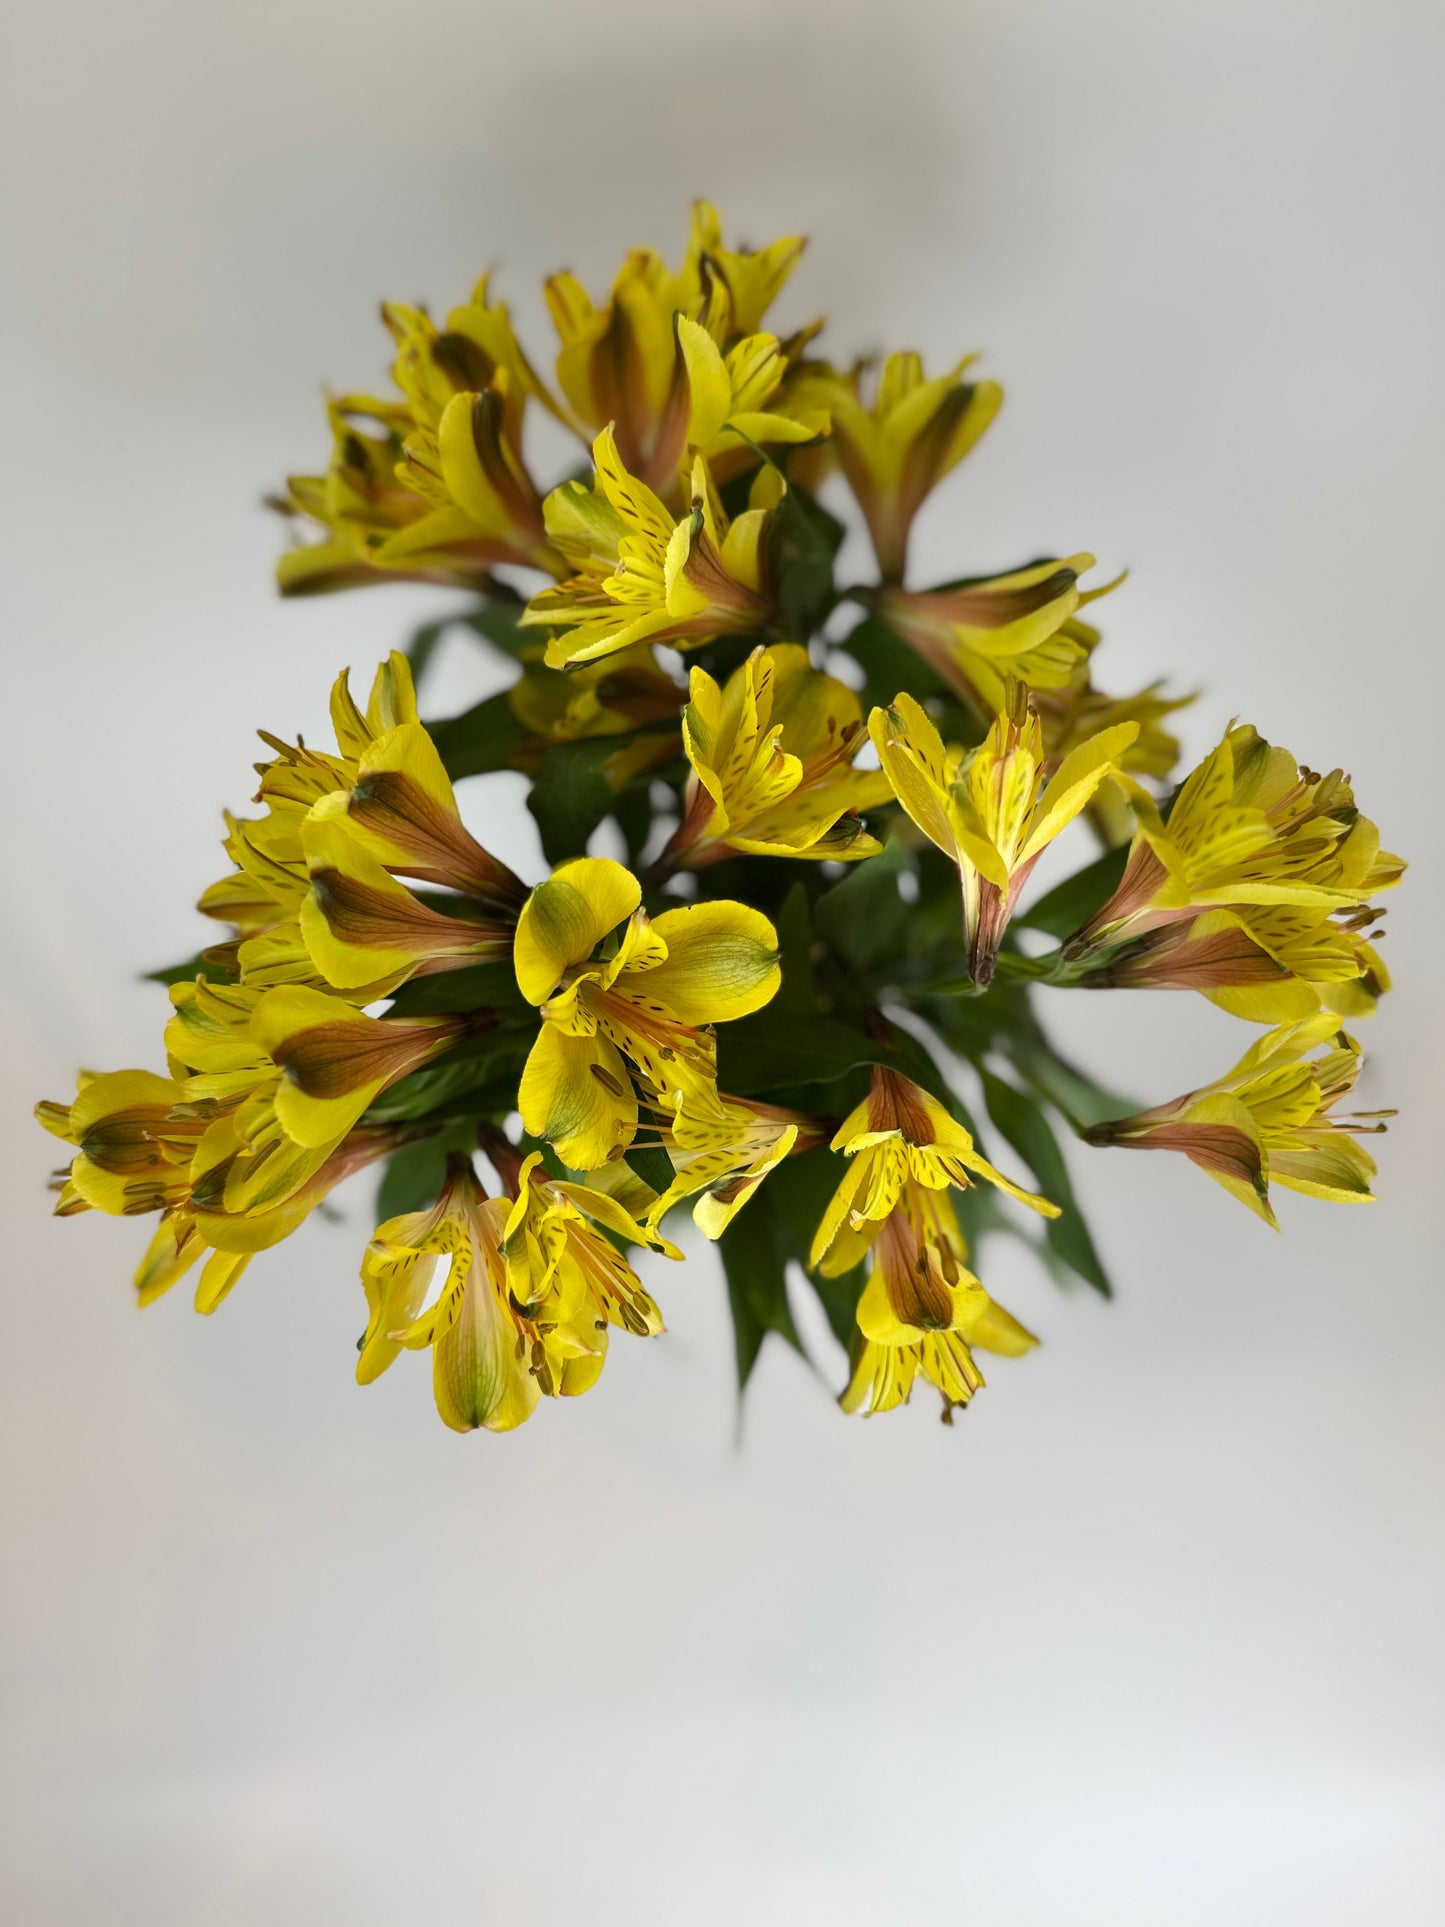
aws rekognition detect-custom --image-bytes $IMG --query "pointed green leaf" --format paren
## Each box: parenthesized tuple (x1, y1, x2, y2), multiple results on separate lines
(980, 1070, 1112, 1295)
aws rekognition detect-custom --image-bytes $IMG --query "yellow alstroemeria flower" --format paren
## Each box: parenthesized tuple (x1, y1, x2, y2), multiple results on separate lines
(664, 643, 893, 868)
(1077, 901, 1392, 1027)
(813, 351, 1003, 580)
(643, 1094, 828, 1239)
(1083, 1015, 1389, 1228)
(162, 978, 478, 1221)
(182, 1121, 403, 1312)
(1064, 724, 1404, 1019)
(298, 811, 516, 992)
(357, 1155, 543, 1432)
(514, 857, 781, 1169)
(544, 202, 808, 490)
(674, 316, 828, 478)
(522, 431, 781, 670)
(875, 558, 1105, 712)
(307, 705, 526, 910)
(197, 654, 524, 995)
(37, 1065, 403, 1312)
(687, 201, 808, 341)
(810, 1067, 1059, 1279)
(840, 1184, 1038, 1419)
(274, 283, 564, 596)
(501, 1151, 676, 1357)
(273, 285, 570, 593)
(870, 687, 1139, 986)
(36, 1069, 210, 1220)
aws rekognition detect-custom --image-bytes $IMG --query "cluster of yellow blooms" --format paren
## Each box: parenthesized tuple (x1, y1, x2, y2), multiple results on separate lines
(41, 206, 1404, 1431)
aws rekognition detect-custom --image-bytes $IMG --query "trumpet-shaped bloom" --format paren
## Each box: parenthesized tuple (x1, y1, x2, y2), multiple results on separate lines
(299, 809, 516, 990)
(38, 1057, 405, 1313)
(875, 558, 1102, 712)
(1065, 724, 1405, 1018)
(1083, 1015, 1388, 1227)
(840, 1185, 1038, 1418)
(813, 352, 1003, 579)
(870, 688, 1138, 985)
(274, 286, 563, 595)
(308, 711, 525, 909)
(810, 1067, 1058, 1278)
(801, 1068, 1044, 1417)
(674, 316, 827, 476)
(514, 857, 781, 1169)
(360, 1149, 673, 1430)
(687, 201, 807, 340)
(359, 1156, 541, 1431)
(501, 1152, 676, 1351)
(197, 655, 523, 996)
(195, 659, 524, 994)
(37, 1069, 209, 1219)
(544, 202, 807, 489)
(522, 432, 780, 669)
(644, 1094, 828, 1239)
(666, 644, 893, 867)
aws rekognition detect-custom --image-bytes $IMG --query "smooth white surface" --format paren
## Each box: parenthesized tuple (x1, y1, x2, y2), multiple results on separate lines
(3, 3, 1442, 1920)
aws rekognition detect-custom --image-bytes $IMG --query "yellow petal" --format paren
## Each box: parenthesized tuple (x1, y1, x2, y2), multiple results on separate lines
(869, 696, 957, 858)
(518, 1025, 637, 1170)
(514, 858, 642, 1004)
(640, 901, 781, 1023)
(1020, 721, 1140, 863)
(678, 315, 732, 448)
(432, 1272, 541, 1435)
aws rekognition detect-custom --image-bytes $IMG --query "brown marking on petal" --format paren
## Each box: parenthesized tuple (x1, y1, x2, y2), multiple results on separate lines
(906, 567, 1079, 632)
(867, 1067, 936, 1145)
(680, 525, 772, 622)
(878, 1211, 954, 1330)
(273, 1013, 466, 1100)
(311, 870, 513, 960)
(344, 772, 524, 908)
(1102, 1119, 1266, 1194)
(1093, 921, 1288, 990)
(431, 332, 499, 393)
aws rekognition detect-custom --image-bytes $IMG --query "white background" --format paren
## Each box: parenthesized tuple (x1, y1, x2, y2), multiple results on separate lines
(3, 2, 1442, 1920)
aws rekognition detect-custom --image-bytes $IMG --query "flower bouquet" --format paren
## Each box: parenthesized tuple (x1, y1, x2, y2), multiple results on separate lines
(38, 205, 1403, 1433)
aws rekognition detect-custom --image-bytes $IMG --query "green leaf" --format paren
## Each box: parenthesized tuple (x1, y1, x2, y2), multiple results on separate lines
(716, 1009, 878, 1097)
(717, 1184, 803, 1390)
(405, 618, 449, 692)
(623, 1140, 676, 1196)
(362, 1028, 533, 1125)
(1017, 844, 1128, 939)
(980, 1070, 1112, 1296)
(428, 690, 526, 781)
(811, 836, 912, 977)
(375, 1125, 475, 1220)
(383, 962, 525, 1019)
(765, 1147, 864, 1351)
(1005, 1030, 1136, 1132)
(717, 1003, 949, 1106)
(527, 737, 627, 864)
(767, 486, 844, 639)
(839, 612, 949, 710)
(144, 952, 236, 987)
(912, 975, 1133, 1129)
(772, 881, 817, 1014)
